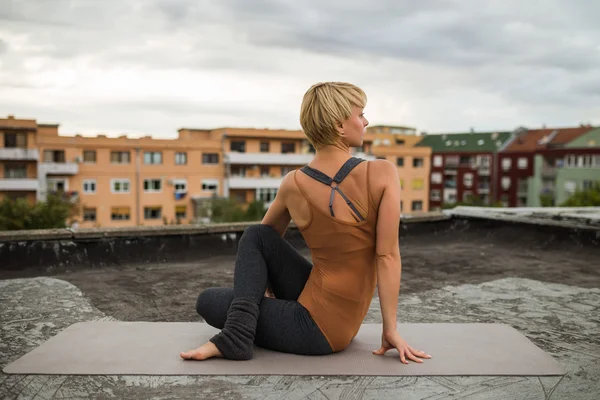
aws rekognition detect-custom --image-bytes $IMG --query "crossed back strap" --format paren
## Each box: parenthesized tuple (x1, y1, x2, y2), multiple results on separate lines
(300, 157, 365, 221)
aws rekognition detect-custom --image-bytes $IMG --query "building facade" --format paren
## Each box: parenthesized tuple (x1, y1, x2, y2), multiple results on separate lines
(415, 131, 512, 210)
(497, 126, 597, 207)
(367, 125, 432, 213)
(1, 116, 430, 229)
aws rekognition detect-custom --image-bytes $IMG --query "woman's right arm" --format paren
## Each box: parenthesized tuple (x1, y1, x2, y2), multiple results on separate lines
(372, 160, 431, 364)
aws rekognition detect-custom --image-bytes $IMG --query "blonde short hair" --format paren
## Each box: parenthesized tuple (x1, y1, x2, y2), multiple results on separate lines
(300, 82, 367, 149)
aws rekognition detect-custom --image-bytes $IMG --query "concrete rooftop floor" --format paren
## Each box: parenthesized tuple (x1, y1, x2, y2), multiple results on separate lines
(1, 213, 599, 399)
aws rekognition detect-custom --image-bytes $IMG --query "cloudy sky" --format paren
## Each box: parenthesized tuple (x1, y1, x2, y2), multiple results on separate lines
(1, 0, 599, 138)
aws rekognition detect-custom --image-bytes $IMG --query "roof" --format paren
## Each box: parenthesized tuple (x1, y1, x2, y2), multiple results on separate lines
(415, 131, 512, 152)
(502, 126, 595, 152)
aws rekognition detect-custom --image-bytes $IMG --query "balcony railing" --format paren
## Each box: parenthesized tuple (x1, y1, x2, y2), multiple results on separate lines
(225, 152, 313, 165)
(227, 177, 284, 189)
(0, 178, 39, 191)
(478, 183, 490, 192)
(0, 148, 39, 160)
(39, 162, 79, 175)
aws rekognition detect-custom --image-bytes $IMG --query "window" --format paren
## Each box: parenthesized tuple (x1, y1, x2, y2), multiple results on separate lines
(433, 155, 443, 167)
(202, 153, 219, 164)
(260, 142, 270, 153)
(4, 132, 27, 148)
(230, 140, 246, 153)
(501, 195, 509, 207)
(411, 200, 423, 211)
(202, 179, 219, 192)
(463, 173, 473, 188)
(395, 138, 405, 145)
(83, 150, 96, 163)
(501, 176, 511, 190)
(583, 155, 593, 168)
(83, 179, 96, 194)
(174, 179, 187, 193)
(431, 189, 441, 201)
(583, 180, 594, 190)
(413, 158, 424, 168)
(459, 156, 472, 165)
(111, 207, 130, 221)
(111, 179, 130, 193)
(144, 151, 162, 165)
(412, 178, 424, 190)
(281, 143, 295, 153)
(144, 179, 161, 192)
(564, 180, 576, 195)
(43, 150, 65, 163)
(258, 188, 278, 203)
(565, 154, 576, 167)
(83, 208, 96, 222)
(431, 172, 442, 184)
(110, 151, 130, 164)
(4, 164, 27, 178)
(144, 206, 162, 220)
(502, 158, 512, 171)
(399, 179, 404, 189)
(397, 157, 404, 167)
(594, 155, 600, 167)
(260, 166, 270, 176)
(518, 157, 528, 169)
(175, 152, 187, 165)
(175, 205, 186, 219)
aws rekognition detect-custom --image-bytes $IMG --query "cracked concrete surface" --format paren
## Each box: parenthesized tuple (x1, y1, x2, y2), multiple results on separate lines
(1, 276, 598, 399)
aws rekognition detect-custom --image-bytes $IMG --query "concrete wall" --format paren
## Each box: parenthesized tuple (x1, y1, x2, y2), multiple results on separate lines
(2, 212, 599, 275)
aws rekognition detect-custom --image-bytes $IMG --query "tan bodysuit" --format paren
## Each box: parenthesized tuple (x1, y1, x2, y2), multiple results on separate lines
(293, 158, 378, 352)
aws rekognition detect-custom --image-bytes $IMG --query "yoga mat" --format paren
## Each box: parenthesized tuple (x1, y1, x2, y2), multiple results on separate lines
(3, 322, 566, 376)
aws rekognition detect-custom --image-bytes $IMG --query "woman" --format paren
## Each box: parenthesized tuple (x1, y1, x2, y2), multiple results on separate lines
(180, 82, 431, 364)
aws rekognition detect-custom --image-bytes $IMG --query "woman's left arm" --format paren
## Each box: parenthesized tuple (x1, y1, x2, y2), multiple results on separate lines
(260, 173, 293, 236)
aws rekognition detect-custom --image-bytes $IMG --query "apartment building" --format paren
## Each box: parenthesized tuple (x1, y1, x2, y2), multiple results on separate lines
(498, 125, 598, 207)
(367, 125, 432, 213)
(1, 115, 224, 227)
(0, 116, 40, 204)
(415, 131, 513, 210)
(1, 116, 430, 228)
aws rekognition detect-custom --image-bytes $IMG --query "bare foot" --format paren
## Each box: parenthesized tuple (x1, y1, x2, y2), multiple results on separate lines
(180, 341, 223, 361)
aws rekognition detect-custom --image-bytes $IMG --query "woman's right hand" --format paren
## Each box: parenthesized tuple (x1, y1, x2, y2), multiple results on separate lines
(372, 329, 431, 364)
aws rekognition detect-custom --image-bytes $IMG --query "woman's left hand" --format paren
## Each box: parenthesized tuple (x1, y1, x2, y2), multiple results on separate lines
(372, 329, 431, 364)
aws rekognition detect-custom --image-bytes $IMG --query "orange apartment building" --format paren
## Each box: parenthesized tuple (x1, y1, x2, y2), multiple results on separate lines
(0, 116, 431, 228)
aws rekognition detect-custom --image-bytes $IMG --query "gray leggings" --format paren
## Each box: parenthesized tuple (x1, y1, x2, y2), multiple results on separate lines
(196, 224, 333, 356)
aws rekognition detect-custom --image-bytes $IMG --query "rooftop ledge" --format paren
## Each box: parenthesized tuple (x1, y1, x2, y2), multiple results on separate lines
(0, 208, 598, 243)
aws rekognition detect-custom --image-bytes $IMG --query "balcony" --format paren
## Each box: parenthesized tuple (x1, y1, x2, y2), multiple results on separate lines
(0, 178, 39, 191)
(444, 181, 457, 189)
(478, 183, 491, 192)
(478, 166, 491, 175)
(541, 165, 556, 178)
(517, 186, 529, 196)
(0, 148, 39, 161)
(225, 152, 314, 165)
(39, 162, 79, 175)
(227, 176, 284, 190)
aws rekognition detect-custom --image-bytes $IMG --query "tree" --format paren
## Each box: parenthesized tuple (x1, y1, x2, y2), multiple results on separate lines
(0, 194, 80, 231)
(560, 182, 600, 207)
(196, 195, 268, 224)
(443, 194, 503, 209)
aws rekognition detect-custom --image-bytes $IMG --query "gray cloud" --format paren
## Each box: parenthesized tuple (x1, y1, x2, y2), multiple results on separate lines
(0, 0, 598, 134)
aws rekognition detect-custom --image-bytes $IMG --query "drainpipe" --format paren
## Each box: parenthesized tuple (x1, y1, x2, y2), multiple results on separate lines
(135, 147, 141, 225)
